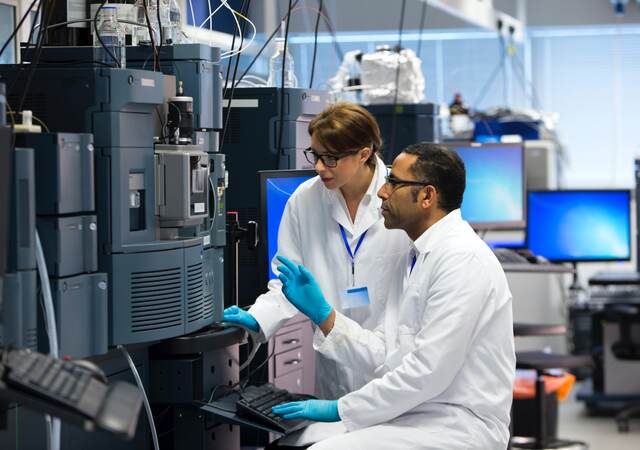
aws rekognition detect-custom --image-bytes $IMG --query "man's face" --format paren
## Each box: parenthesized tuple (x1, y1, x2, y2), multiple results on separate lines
(377, 153, 426, 231)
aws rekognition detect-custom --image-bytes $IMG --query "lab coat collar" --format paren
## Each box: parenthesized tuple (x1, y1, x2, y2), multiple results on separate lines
(412, 209, 463, 256)
(324, 156, 387, 237)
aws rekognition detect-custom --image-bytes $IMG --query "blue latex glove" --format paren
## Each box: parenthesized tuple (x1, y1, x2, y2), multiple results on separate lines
(276, 256, 333, 325)
(272, 399, 340, 422)
(222, 306, 260, 332)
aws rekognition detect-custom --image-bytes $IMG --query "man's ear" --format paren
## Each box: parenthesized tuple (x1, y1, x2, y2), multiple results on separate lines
(420, 186, 437, 209)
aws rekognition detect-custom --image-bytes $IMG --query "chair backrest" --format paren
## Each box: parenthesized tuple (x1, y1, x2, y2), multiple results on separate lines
(603, 304, 640, 361)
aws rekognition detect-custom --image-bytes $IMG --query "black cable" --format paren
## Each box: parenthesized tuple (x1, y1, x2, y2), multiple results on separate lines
(387, 0, 407, 162)
(17, 0, 55, 112)
(235, 0, 301, 86)
(309, 0, 323, 89)
(416, 0, 428, 60)
(222, 9, 240, 100)
(277, 0, 293, 155)
(26, 0, 42, 45)
(240, 339, 276, 391)
(141, 0, 158, 71)
(320, 5, 343, 62)
(220, 0, 250, 154)
(156, 0, 163, 66)
(93, 0, 121, 68)
(0, 0, 39, 60)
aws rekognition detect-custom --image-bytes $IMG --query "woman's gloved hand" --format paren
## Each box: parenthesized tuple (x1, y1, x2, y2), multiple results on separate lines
(276, 256, 333, 325)
(222, 305, 260, 332)
(272, 399, 340, 422)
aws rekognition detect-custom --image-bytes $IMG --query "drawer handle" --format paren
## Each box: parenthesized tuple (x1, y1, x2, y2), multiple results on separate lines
(282, 339, 300, 345)
(283, 358, 301, 366)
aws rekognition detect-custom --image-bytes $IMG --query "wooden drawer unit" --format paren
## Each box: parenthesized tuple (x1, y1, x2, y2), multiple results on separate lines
(273, 368, 303, 394)
(268, 318, 315, 394)
(274, 347, 303, 377)
(274, 328, 303, 354)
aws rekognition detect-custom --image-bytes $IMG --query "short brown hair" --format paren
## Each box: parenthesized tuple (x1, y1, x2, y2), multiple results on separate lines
(308, 102, 383, 168)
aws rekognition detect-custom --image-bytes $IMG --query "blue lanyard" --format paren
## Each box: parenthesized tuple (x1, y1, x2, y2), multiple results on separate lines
(410, 254, 417, 274)
(339, 225, 368, 285)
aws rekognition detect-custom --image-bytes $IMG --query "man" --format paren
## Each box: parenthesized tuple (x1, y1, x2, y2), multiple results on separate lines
(272, 143, 516, 450)
(449, 92, 469, 115)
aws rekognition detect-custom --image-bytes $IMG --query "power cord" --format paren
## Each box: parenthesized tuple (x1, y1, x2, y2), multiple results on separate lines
(220, 0, 251, 154)
(17, 0, 55, 112)
(118, 345, 160, 450)
(387, 0, 407, 162)
(0, 0, 39, 60)
(309, 0, 324, 89)
(277, 0, 293, 156)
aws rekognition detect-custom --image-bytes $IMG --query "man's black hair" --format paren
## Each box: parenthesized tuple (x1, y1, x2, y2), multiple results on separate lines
(402, 142, 466, 212)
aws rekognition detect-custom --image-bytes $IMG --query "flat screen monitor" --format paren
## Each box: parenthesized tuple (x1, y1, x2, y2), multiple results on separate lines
(258, 170, 316, 283)
(527, 190, 631, 263)
(449, 143, 526, 229)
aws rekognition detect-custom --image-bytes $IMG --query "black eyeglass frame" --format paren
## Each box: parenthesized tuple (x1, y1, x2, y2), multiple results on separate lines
(383, 175, 434, 189)
(303, 147, 362, 168)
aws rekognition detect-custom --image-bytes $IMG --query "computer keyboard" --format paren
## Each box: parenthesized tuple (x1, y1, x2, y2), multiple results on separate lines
(493, 247, 531, 264)
(236, 383, 315, 434)
(0, 349, 143, 439)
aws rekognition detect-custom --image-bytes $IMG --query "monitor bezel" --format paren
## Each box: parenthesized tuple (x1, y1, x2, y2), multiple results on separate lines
(526, 189, 632, 263)
(448, 142, 527, 231)
(257, 169, 317, 289)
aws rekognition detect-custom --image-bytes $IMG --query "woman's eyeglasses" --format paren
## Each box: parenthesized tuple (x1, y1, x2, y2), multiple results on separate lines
(303, 147, 360, 168)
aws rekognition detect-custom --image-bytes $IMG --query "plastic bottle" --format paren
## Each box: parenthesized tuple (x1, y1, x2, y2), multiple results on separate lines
(93, 5, 126, 68)
(165, 0, 182, 44)
(135, 0, 159, 45)
(267, 37, 298, 88)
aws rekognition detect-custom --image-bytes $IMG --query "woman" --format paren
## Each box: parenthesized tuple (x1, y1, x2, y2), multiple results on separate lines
(223, 102, 410, 400)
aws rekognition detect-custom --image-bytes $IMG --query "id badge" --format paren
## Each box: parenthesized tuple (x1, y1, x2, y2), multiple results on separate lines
(339, 286, 371, 310)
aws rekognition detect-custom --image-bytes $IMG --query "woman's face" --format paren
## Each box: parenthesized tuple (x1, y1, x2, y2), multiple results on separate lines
(310, 134, 370, 191)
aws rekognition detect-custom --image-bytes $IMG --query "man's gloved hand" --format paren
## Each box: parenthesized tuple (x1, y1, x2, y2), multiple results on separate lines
(222, 306, 260, 332)
(276, 256, 333, 325)
(272, 399, 340, 422)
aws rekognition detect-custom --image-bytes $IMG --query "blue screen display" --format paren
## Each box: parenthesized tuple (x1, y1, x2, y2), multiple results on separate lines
(265, 176, 314, 279)
(527, 191, 631, 262)
(453, 145, 525, 227)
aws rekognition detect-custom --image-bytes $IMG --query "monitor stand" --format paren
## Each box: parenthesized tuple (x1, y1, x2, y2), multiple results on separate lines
(568, 262, 584, 292)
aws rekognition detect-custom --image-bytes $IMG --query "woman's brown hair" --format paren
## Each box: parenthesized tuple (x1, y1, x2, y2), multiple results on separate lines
(308, 102, 383, 168)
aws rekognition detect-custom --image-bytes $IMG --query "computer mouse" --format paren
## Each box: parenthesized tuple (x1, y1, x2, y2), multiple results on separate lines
(73, 359, 108, 383)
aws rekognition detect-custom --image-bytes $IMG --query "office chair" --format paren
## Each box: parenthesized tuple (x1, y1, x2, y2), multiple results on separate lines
(602, 304, 640, 432)
(511, 323, 592, 449)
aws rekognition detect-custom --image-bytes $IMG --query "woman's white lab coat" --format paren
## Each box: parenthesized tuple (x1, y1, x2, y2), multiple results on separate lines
(249, 156, 411, 399)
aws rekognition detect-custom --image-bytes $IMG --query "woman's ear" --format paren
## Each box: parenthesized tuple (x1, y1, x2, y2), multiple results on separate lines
(359, 147, 372, 164)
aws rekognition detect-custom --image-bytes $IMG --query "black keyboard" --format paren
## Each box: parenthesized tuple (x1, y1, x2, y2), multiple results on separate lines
(236, 383, 315, 434)
(0, 349, 143, 439)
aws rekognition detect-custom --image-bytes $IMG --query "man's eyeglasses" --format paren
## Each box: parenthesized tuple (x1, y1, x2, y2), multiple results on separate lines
(303, 147, 360, 168)
(384, 175, 433, 190)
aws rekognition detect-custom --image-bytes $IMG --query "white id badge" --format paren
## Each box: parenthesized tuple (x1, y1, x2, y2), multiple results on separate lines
(339, 286, 371, 310)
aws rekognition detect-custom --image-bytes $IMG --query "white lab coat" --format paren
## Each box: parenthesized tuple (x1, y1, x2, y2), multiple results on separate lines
(307, 209, 516, 450)
(249, 156, 411, 400)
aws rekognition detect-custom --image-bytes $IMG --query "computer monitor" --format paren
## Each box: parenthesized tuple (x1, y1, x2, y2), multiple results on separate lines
(258, 170, 316, 285)
(527, 190, 631, 263)
(449, 143, 526, 230)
